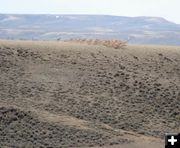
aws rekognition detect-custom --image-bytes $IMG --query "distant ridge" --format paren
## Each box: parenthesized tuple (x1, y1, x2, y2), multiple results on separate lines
(0, 14, 180, 45)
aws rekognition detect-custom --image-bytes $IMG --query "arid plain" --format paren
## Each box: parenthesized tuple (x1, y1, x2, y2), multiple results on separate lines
(0, 40, 179, 147)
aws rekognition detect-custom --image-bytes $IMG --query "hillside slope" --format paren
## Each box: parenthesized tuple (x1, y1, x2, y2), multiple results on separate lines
(0, 40, 179, 147)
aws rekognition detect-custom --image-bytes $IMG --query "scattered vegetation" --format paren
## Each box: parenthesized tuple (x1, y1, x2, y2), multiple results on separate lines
(66, 38, 128, 49)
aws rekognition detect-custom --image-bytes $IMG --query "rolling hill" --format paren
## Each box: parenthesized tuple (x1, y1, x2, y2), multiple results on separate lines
(1, 14, 180, 45)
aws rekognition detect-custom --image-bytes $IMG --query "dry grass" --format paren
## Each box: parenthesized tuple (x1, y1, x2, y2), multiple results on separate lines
(0, 40, 179, 147)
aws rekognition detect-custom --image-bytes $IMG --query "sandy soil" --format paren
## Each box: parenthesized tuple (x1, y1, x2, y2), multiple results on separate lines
(0, 40, 179, 147)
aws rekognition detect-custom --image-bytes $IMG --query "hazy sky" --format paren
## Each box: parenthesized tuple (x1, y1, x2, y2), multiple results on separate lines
(0, 0, 180, 24)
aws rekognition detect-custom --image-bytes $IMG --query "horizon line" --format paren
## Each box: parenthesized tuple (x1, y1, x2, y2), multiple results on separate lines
(0, 13, 179, 24)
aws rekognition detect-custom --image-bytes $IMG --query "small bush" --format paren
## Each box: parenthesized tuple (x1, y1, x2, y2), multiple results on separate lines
(66, 39, 127, 49)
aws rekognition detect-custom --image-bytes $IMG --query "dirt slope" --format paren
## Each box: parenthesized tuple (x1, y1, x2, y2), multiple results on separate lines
(0, 40, 179, 147)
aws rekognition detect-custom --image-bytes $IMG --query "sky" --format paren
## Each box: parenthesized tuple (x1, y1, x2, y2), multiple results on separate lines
(0, 0, 180, 24)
